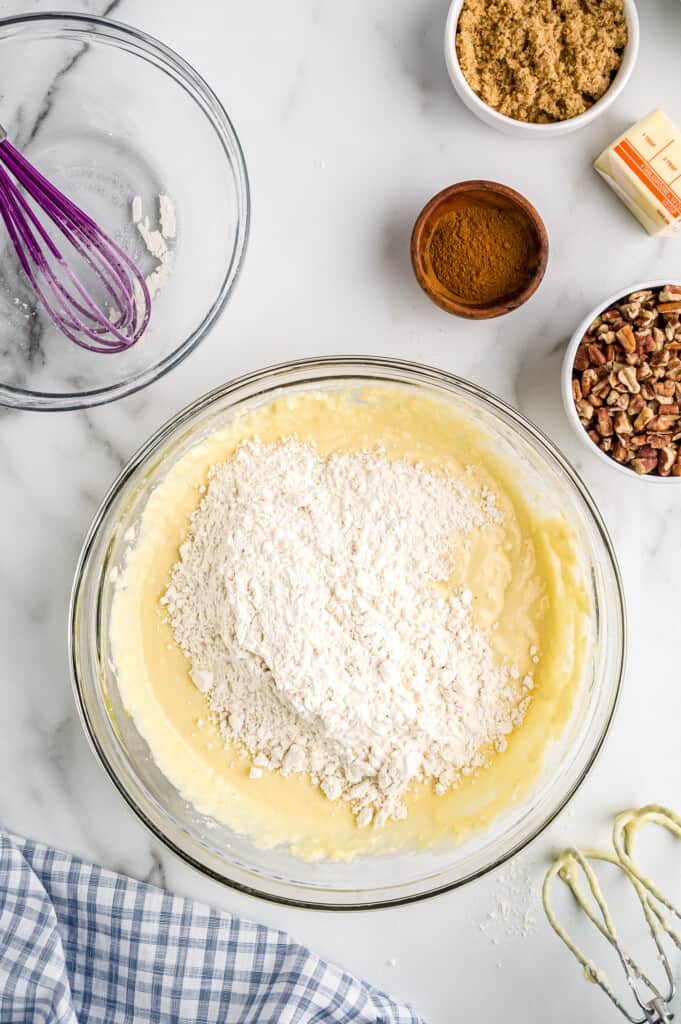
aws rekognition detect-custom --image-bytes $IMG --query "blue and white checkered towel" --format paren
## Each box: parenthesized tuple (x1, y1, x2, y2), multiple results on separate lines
(0, 831, 423, 1024)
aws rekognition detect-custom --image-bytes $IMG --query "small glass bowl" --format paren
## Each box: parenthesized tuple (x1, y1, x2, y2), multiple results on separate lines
(70, 357, 626, 909)
(0, 14, 249, 410)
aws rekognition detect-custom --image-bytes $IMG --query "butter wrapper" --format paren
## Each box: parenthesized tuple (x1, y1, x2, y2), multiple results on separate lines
(595, 110, 681, 237)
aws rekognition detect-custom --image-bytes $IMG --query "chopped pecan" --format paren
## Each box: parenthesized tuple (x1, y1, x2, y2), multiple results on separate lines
(651, 348, 670, 367)
(576, 399, 595, 422)
(597, 409, 613, 436)
(616, 324, 636, 352)
(573, 348, 590, 371)
(633, 405, 654, 431)
(618, 366, 640, 393)
(635, 310, 657, 329)
(647, 414, 679, 432)
(658, 448, 676, 476)
(631, 454, 658, 474)
(647, 433, 674, 449)
(612, 441, 629, 462)
(653, 327, 666, 348)
(571, 285, 681, 476)
(614, 411, 633, 434)
(588, 344, 607, 366)
(581, 368, 598, 395)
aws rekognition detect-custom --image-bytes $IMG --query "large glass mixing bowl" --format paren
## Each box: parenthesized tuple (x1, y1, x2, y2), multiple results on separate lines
(70, 357, 626, 908)
(0, 14, 249, 410)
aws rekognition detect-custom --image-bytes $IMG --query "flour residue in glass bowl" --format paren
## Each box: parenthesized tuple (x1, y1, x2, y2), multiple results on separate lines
(0, 15, 249, 409)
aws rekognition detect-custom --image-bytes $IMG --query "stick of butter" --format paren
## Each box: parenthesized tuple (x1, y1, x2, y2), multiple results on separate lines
(595, 110, 681, 237)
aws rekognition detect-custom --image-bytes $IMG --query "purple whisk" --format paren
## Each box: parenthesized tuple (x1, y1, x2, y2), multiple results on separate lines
(0, 123, 150, 353)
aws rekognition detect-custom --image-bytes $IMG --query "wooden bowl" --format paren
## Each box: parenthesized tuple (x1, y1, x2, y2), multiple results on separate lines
(410, 180, 549, 319)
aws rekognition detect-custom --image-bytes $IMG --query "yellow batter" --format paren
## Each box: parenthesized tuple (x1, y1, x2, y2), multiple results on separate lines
(110, 387, 590, 861)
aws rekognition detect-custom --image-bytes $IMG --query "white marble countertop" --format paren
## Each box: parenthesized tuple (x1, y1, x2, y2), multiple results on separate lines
(2, 1, 681, 1020)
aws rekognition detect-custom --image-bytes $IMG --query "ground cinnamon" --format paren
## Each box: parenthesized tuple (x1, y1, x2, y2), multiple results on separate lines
(428, 203, 535, 304)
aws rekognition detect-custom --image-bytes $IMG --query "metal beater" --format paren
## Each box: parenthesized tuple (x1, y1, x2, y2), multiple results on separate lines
(543, 806, 681, 1024)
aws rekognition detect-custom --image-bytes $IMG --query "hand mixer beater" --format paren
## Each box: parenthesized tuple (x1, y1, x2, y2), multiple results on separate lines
(0, 124, 150, 352)
(544, 806, 681, 1024)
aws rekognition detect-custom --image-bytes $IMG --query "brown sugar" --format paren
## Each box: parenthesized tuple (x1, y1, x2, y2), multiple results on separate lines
(456, 0, 627, 124)
(427, 202, 536, 304)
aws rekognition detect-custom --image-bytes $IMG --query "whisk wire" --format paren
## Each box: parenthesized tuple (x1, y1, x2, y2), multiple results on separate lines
(0, 132, 151, 352)
(2, 143, 138, 320)
(3, 147, 147, 337)
(0, 165, 129, 352)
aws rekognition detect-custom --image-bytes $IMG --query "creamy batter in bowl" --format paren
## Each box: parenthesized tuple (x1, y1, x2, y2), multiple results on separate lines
(70, 357, 625, 908)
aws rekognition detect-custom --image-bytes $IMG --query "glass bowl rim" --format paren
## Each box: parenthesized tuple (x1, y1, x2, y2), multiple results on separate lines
(69, 355, 627, 909)
(0, 11, 250, 411)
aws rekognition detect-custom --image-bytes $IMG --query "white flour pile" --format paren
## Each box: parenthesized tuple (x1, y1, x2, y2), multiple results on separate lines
(163, 439, 531, 827)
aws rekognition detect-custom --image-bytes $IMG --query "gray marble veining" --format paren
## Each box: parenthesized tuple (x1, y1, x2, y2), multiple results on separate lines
(1, 2, 680, 1022)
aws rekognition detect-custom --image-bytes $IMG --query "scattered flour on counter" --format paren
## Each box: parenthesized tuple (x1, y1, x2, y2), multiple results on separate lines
(163, 439, 532, 826)
(477, 855, 540, 945)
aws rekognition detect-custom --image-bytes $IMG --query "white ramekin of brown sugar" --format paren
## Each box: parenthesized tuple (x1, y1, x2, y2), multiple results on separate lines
(444, 0, 639, 139)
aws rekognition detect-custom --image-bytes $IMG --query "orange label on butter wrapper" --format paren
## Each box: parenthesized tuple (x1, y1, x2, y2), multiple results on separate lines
(613, 138, 681, 223)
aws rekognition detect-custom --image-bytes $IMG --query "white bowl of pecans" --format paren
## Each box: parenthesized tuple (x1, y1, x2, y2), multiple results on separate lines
(563, 281, 681, 481)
